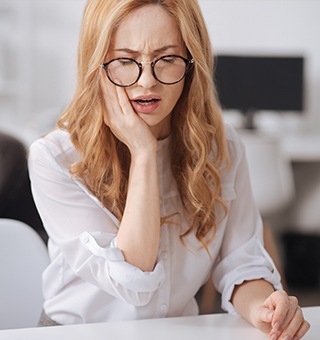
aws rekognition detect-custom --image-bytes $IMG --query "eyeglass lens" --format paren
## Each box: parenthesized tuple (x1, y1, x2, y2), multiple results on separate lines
(106, 56, 189, 86)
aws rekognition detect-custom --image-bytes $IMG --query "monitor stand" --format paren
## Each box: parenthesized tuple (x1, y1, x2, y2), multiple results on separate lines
(242, 109, 257, 130)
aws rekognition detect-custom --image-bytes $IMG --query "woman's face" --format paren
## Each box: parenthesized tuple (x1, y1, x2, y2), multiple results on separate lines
(107, 5, 187, 139)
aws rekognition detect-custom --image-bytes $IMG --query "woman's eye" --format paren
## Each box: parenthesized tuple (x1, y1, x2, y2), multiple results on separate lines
(162, 57, 176, 64)
(119, 59, 135, 66)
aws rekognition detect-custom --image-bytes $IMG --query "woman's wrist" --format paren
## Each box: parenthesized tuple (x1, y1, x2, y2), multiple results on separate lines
(232, 279, 274, 324)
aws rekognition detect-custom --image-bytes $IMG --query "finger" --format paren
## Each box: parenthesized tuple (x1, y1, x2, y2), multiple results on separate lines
(267, 291, 291, 330)
(115, 83, 136, 117)
(251, 307, 274, 335)
(279, 308, 310, 340)
(100, 67, 112, 97)
(295, 319, 311, 339)
(258, 307, 274, 324)
(273, 296, 299, 332)
(100, 72, 124, 126)
(102, 75, 133, 119)
(100, 72, 120, 107)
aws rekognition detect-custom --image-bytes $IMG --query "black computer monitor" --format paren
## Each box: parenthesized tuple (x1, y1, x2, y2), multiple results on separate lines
(214, 55, 304, 129)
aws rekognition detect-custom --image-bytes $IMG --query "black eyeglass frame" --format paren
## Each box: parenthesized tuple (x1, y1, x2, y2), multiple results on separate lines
(102, 54, 194, 87)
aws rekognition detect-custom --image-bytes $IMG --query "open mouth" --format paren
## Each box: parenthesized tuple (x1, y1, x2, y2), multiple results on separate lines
(133, 98, 160, 105)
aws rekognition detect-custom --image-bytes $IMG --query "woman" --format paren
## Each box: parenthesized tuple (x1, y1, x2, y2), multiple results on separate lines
(29, 0, 310, 338)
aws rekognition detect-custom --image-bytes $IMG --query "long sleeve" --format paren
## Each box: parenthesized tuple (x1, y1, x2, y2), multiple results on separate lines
(211, 125, 282, 314)
(28, 131, 165, 308)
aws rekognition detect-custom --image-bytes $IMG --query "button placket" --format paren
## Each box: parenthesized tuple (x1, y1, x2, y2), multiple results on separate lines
(160, 250, 168, 260)
(157, 222, 171, 317)
(160, 303, 168, 312)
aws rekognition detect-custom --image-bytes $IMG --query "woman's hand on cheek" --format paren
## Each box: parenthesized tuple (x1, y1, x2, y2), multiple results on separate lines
(100, 72, 157, 156)
(251, 290, 310, 339)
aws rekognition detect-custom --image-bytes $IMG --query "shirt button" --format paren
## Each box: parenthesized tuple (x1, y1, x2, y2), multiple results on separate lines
(160, 304, 168, 312)
(160, 251, 168, 260)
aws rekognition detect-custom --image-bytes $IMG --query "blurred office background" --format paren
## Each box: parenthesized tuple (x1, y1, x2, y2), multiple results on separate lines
(1, 0, 320, 307)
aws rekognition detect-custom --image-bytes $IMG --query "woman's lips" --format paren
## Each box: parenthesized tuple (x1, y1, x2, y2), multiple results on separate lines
(131, 95, 161, 114)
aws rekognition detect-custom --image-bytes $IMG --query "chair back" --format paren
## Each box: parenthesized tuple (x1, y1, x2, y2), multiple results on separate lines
(240, 131, 295, 217)
(0, 219, 49, 329)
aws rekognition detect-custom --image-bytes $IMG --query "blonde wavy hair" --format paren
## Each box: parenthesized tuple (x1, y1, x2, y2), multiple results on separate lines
(58, 0, 230, 250)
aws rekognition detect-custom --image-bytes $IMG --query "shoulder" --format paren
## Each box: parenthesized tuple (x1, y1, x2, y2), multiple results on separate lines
(218, 122, 247, 200)
(29, 128, 80, 169)
(224, 121, 245, 168)
(224, 121, 243, 151)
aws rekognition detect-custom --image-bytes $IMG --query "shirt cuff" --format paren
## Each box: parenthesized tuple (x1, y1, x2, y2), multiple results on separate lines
(81, 232, 166, 293)
(212, 235, 283, 314)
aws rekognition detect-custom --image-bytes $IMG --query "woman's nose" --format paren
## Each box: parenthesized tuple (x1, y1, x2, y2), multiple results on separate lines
(137, 62, 157, 88)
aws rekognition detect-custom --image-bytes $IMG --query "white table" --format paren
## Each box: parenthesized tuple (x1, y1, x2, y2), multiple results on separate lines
(0, 306, 318, 340)
(280, 132, 320, 162)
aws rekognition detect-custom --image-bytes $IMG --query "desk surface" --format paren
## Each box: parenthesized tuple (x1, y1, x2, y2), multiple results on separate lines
(280, 133, 320, 162)
(0, 306, 318, 340)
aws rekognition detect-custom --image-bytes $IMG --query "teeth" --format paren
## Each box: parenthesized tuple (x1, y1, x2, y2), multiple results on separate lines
(136, 99, 156, 105)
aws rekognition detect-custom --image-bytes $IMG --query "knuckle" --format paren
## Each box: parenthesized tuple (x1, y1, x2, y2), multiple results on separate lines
(274, 289, 286, 299)
(289, 295, 299, 306)
(305, 320, 311, 331)
(279, 289, 287, 297)
(297, 320, 311, 338)
(282, 299, 290, 308)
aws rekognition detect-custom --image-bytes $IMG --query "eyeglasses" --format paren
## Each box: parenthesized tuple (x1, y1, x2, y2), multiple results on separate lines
(102, 55, 194, 87)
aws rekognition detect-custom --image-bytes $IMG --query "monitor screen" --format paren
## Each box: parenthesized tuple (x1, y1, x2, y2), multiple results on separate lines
(214, 55, 304, 114)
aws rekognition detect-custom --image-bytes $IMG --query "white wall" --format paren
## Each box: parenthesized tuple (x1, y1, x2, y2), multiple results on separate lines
(0, 0, 86, 144)
(198, 0, 320, 233)
(30, 0, 85, 116)
(199, 0, 320, 128)
(1, 0, 319, 134)
(1, 0, 319, 231)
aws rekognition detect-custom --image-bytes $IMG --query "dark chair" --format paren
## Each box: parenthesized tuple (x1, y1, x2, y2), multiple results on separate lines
(0, 131, 47, 243)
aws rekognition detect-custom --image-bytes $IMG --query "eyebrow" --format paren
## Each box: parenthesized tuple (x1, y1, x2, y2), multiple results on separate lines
(112, 45, 180, 54)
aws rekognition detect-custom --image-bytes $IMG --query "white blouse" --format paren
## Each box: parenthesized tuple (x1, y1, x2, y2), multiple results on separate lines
(28, 122, 281, 325)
